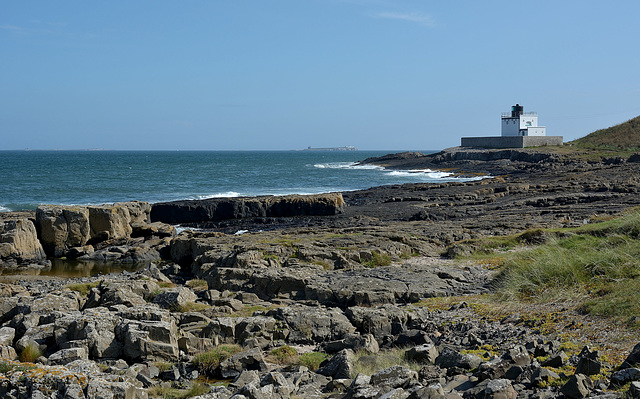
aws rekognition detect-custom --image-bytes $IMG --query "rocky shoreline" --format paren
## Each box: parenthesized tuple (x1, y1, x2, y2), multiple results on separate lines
(2, 147, 640, 398)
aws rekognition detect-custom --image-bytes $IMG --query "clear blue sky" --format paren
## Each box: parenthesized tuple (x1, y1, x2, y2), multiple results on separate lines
(2, 0, 639, 151)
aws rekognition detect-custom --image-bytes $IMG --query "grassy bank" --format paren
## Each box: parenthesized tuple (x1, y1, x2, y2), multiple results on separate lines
(451, 209, 640, 325)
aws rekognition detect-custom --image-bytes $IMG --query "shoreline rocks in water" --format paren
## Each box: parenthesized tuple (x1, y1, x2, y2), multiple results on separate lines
(3, 148, 640, 397)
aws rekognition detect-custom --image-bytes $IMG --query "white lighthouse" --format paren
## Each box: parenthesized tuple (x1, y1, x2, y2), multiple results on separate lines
(501, 104, 546, 137)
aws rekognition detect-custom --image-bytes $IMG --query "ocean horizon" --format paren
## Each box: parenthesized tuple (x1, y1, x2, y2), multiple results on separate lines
(0, 149, 482, 212)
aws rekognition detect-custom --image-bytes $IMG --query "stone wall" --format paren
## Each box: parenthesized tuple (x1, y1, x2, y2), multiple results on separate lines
(460, 136, 563, 149)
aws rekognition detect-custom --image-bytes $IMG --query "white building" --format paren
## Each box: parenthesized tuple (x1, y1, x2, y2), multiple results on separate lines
(501, 104, 546, 137)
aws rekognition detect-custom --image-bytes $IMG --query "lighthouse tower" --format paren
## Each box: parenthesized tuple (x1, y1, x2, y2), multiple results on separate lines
(501, 104, 546, 137)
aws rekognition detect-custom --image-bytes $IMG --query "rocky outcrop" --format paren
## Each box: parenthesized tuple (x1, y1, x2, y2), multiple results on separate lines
(34, 201, 172, 258)
(0, 217, 46, 265)
(150, 192, 345, 224)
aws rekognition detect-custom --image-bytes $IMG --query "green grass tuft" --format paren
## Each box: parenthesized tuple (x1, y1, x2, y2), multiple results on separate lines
(192, 344, 241, 376)
(363, 251, 392, 268)
(66, 281, 100, 296)
(19, 344, 42, 363)
(299, 352, 329, 371)
(185, 279, 208, 290)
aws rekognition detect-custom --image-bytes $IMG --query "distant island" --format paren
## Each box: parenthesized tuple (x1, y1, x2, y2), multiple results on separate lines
(301, 146, 358, 151)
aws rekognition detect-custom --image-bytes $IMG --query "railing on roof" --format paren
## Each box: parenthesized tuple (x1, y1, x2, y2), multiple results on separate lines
(501, 111, 537, 117)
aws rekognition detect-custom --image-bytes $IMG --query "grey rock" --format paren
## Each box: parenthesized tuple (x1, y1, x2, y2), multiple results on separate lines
(0, 218, 46, 263)
(630, 381, 640, 399)
(36, 205, 90, 257)
(531, 367, 560, 387)
(269, 304, 355, 343)
(540, 351, 568, 368)
(0, 326, 16, 346)
(370, 365, 418, 389)
(230, 370, 261, 389)
(219, 347, 268, 379)
(316, 349, 355, 380)
(0, 344, 17, 360)
(435, 347, 481, 370)
(611, 368, 640, 386)
(100, 286, 148, 308)
(561, 374, 593, 399)
(152, 286, 198, 309)
(406, 344, 439, 365)
(48, 347, 88, 365)
(484, 379, 517, 399)
(503, 345, 530, 366)
(116, 319, 179, 362)
(325, 333, 379, 354)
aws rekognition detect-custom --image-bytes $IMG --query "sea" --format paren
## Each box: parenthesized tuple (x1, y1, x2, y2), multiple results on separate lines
(0, 150, 482, 212)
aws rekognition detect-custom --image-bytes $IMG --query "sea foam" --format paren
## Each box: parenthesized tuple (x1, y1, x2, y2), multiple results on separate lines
(196, 191, 242, 200)
(313, 162, 383, 170)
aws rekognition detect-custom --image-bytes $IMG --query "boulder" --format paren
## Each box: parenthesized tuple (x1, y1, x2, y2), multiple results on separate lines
(405, 344, 439, 364)
(630, 381, 640, 399)
(116, 319, 179, 362)
(370, 365, 418, 389)
(484, 379, 517, 399)
(152, 286, 198, 309)
(100, 286, 148, 308)
(575, 346, 601, 376)
(219, 347, 269, 379)
(316, 349, 355, 380)
(325, 333, 380, 354)
(0, 326, 16, 346)
(54, 307, 122, 359)
(0, 345, 17, 360)
(88, 204, 134, 241)
(561, 374, 593, 399)
(36, 205, 90, 257)
(0, 218, 46, 264)
(48, 347, 88, 365)
(269, 305, 355, 344)
(612, 368, 640, 386)
(435, 347, 482, 370)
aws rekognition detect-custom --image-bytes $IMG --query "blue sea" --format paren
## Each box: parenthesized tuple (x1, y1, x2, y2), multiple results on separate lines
(0, 150, 480, 212)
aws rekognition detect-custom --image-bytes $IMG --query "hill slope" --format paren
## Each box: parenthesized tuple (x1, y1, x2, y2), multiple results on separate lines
(572, 115, 640, 149)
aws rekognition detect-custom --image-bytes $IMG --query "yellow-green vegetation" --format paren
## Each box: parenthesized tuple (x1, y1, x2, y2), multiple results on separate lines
(492, 212, 640, 323)
(66, 281, 100, 296)
(461, 344, 500, 361)
(147, 289, 163, 302)
(192, 344, 241, 376)
(267, 345, 299, 365)
(0, 361, 37, 374)
(172, 302, 210, 313)
(362, 251, 392, 268)
(571, 115, 640, 150)
(185, 279, 208, 290)
(352, 348, 420, 378)
(399, 251, 420, 260)
(153, 361, 174, 372)
(299, 352, 329, 371)
(264, 346, 328, 370)
(157, 281, 176, 288)
(440, 210, 640, 365)
(19, 344, 42, 363)
(148, 382, 210, 399)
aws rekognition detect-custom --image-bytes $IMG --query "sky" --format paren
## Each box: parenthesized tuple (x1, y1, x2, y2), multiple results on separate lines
(1, 1, 640, 151)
